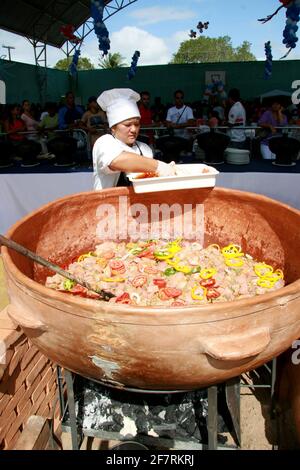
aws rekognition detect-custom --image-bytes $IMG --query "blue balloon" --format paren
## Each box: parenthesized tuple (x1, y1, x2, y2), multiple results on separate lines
(91, 0, 110, 56)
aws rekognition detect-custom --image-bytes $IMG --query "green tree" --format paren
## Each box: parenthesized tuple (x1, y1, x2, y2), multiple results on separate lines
(54, 56, 95, 70)
(171, 36, 256, 63)
(234, 41, 256, 61)
(98, 52, 127, 69)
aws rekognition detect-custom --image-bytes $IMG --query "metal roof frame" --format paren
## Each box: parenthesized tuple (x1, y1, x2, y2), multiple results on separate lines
(0, 0, 138, 104)
(0, 1, 138, 58)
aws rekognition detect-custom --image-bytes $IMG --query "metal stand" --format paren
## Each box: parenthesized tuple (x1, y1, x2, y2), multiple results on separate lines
(57, 369, 243, 451)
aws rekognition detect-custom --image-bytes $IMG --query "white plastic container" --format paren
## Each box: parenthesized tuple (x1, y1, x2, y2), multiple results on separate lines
(127, 164, 219, 193)
(225, 148, 250, 165)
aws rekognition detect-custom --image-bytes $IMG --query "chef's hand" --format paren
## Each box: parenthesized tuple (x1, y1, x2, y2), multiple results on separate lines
(156, 160, 176, 176)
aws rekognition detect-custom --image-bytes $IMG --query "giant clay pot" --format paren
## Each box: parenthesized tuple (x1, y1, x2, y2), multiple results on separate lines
(2, 187, 300, 391)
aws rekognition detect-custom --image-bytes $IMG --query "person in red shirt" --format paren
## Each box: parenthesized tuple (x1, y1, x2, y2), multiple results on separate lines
(138, 91, 155, 145)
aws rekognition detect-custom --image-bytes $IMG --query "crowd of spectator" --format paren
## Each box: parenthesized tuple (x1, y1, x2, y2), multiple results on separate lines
(1, 87, 300, 168)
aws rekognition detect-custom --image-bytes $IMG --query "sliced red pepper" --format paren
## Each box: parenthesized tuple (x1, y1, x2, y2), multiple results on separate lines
(68, 284, 100, 299)
(136, 247, 155, 259)
(153, 278, 167, 288)
(206, 287, 221, 300)
(200, 278, 216, 288)
(115, 292, 131, 304)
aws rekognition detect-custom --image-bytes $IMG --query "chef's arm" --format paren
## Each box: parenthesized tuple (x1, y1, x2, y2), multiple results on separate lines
(109, 152, 159, 172)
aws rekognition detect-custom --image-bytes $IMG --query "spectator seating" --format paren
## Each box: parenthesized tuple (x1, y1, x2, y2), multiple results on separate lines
(196, 130, 230, 164)
(155, 135, 191, 163)
(268, 135, 300, 166)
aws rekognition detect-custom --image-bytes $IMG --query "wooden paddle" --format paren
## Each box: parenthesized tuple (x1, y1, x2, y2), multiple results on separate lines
(0, 234, 115, 301)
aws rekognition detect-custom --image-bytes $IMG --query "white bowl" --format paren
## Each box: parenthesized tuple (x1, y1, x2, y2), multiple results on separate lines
(127, 164, 219, 193)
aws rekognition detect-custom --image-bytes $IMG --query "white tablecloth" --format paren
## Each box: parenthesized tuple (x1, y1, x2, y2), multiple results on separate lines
(0, 172, 93, 234)
(1, 171, 299, 234)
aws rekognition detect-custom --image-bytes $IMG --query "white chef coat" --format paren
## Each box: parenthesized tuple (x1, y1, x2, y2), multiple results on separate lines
(93, 133, 153, 190)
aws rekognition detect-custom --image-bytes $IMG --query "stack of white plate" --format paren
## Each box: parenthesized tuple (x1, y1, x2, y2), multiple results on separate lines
(225, 148, 250, 165)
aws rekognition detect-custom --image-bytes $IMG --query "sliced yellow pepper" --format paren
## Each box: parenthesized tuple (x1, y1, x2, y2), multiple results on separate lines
(254, 263, 274, 278)
(166, 257, 180, 267)
(260, 272, 283, 283)
(102, 277, 125, 283)
(168, 244, 182, 254)
(78, 252, 94, 262)
(221, 244, 244, 258)
(154, 251, 175, 260)
(126, 242, 137, 250)
(199, 268, 217, 279)
(257, 278, 277, 288)
(274, 268, 284, 279)
(191, 285, 207, 300)
(165, 257, 191, 273)
(96, 257, 108, 268)
(173, 264, 192, 274)
(225, 258, 244, 268)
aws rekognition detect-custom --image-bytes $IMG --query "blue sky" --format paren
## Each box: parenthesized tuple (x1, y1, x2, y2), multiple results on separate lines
(0, 0, 298, 66)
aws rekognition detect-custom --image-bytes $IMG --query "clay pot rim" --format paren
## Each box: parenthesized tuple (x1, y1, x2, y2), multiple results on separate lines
(2, 187, 300, 318)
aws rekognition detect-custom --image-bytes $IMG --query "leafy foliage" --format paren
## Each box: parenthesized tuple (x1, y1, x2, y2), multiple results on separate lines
(54, 56, 95, 70)
(171, 36, 256, 63)
(98, 52, 127, 69)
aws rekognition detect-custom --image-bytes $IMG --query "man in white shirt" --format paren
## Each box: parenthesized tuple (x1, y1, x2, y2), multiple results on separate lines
(227, 88, 247, 149)
(165, 90, 195, 142)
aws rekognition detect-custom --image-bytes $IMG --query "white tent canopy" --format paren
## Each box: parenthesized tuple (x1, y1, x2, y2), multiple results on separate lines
(260, 89, 292, 102)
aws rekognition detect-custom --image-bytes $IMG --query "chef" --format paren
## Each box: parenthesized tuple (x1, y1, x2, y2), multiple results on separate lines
(93, 88, 176, 190)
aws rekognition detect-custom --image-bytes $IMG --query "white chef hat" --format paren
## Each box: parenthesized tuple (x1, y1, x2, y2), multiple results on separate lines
(97, 88, 141, 128)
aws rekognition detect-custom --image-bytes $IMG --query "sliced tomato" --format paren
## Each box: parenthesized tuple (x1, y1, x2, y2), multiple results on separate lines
(69, 284, 100, 299)
(200, 278, 216, 288)
(102, 250, 115, 260)
(115, 292, 131, 304)
(153, 278, 166, 288)
(206, 287, 221, 299)
(158, 289, 170, 301)
(131, 275, 147, 288)
(160, 287, 182, 298)
(109, 260, 126, 275)
(171, 300, 186, 307)
(69, 284, 86, 295)
(136, 248, 155, 259)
